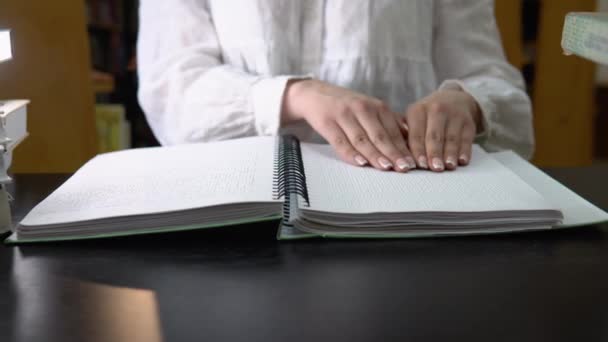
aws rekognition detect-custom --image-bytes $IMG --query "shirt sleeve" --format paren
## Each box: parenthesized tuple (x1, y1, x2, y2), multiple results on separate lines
(433, 0, 535, 159)
(137, 0, 300, 145)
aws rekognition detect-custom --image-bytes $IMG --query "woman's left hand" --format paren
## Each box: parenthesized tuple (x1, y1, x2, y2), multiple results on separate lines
(403, 89, 482, 172)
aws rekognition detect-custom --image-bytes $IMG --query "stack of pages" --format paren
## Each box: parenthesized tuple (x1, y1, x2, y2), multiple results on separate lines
(7, 136, 608, 243)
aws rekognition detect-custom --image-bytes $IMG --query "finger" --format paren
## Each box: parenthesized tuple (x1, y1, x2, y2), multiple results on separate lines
(458, 121, 476, 166)
(313, 119, 369, 167)
(425, 104, 448, 172)
(400, 121, 409, 137)
(335, 111, 390, 171)
(356, 110, 408, 172)
(378, 112, 416, 172)
(443, 117, 464, 170)
(405, 106, 428, 169)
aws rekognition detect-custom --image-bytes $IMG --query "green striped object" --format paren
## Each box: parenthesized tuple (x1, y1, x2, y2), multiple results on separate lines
(562, 12, 608, 65)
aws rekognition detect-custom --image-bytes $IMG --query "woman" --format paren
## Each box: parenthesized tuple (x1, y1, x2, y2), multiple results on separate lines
(137, 0, 534, 172)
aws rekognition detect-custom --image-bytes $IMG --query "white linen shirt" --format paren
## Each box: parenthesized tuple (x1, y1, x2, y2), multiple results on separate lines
(137, 0, 535, 158)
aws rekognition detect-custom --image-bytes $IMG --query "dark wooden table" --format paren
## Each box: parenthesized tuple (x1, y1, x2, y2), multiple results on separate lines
(1, 169, 608, 342)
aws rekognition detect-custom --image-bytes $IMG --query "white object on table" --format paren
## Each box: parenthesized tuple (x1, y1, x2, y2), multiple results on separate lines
(0, 100, 29, 233)
(0, 30, 11, 63)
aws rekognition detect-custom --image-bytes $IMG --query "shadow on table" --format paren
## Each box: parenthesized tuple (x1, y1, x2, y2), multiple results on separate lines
(7, 222, 608, 287)
(3, 223, 608, 342)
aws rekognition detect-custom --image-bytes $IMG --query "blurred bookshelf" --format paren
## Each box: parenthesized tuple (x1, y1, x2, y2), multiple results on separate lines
(497, 0, 598, 167)
(82, 0, 604, 164)
(85, 0, 158, 151)
(521, 0, 540, 93)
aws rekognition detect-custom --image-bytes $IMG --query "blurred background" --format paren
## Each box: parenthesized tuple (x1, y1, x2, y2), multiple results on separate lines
(0, 0, 605, 173)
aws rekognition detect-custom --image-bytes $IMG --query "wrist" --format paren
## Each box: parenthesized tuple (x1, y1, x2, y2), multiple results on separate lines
(462, 93, 481, 127)
(449, 87, 483, 133)
(281, 79, 313, 124)
(463, 92, 483, 133)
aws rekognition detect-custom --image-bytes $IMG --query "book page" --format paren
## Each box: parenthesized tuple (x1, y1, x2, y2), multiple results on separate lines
(22, 137, 278, 226)
(491, 151, 608, 227)
(300, 143, 555, 214)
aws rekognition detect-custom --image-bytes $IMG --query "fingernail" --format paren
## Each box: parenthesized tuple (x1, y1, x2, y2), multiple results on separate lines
(396, 158, 410, 171)
(432, 157, 444, 171)
(378, 157, 393, 170)
(406, 157, 417, 169)
(459, 154, 468, 164)
(418, 156, 429, 169)
(354, 155, 368, 166)
(446, 156, 457, 169)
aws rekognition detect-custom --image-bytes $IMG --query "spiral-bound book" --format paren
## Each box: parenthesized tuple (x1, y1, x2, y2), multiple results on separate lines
(6, 136, 608, 243)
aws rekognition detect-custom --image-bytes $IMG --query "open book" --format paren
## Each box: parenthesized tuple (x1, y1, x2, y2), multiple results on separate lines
(7, 136, 608, 243)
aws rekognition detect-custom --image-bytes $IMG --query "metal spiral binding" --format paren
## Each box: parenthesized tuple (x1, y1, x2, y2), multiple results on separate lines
(273, 135, 310, 225)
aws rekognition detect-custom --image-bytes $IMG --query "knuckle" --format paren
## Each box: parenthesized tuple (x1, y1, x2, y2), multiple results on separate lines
(427, 131, 444, 144)
(428, 102, 446, 114)
(375, 100, 390, 112)
(389, 131, 402, 141)
(446, 134, 459, 144)
(336, 109, 353, 121)
(332, 135, 348, 147)
(371, 132, 388, 145)
(406, 104, 423, 117)
(318, 117, 336, 130)
(352, 133, 368, 147)
(350, 99, 370, 113)
(410, 134, 425, 145)
(335, 101, 350, 112)
(435, 111, 448, 120)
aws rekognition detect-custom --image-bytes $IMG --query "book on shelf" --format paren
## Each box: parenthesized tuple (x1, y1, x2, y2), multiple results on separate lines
(0, 100, 29, 173)
(7, 135, 608, 243)
(95, 104, 131, 153)
(562, 12, 608, 65)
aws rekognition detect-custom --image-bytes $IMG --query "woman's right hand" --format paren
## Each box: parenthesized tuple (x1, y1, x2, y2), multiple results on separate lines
(281, 79, 416, 172)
